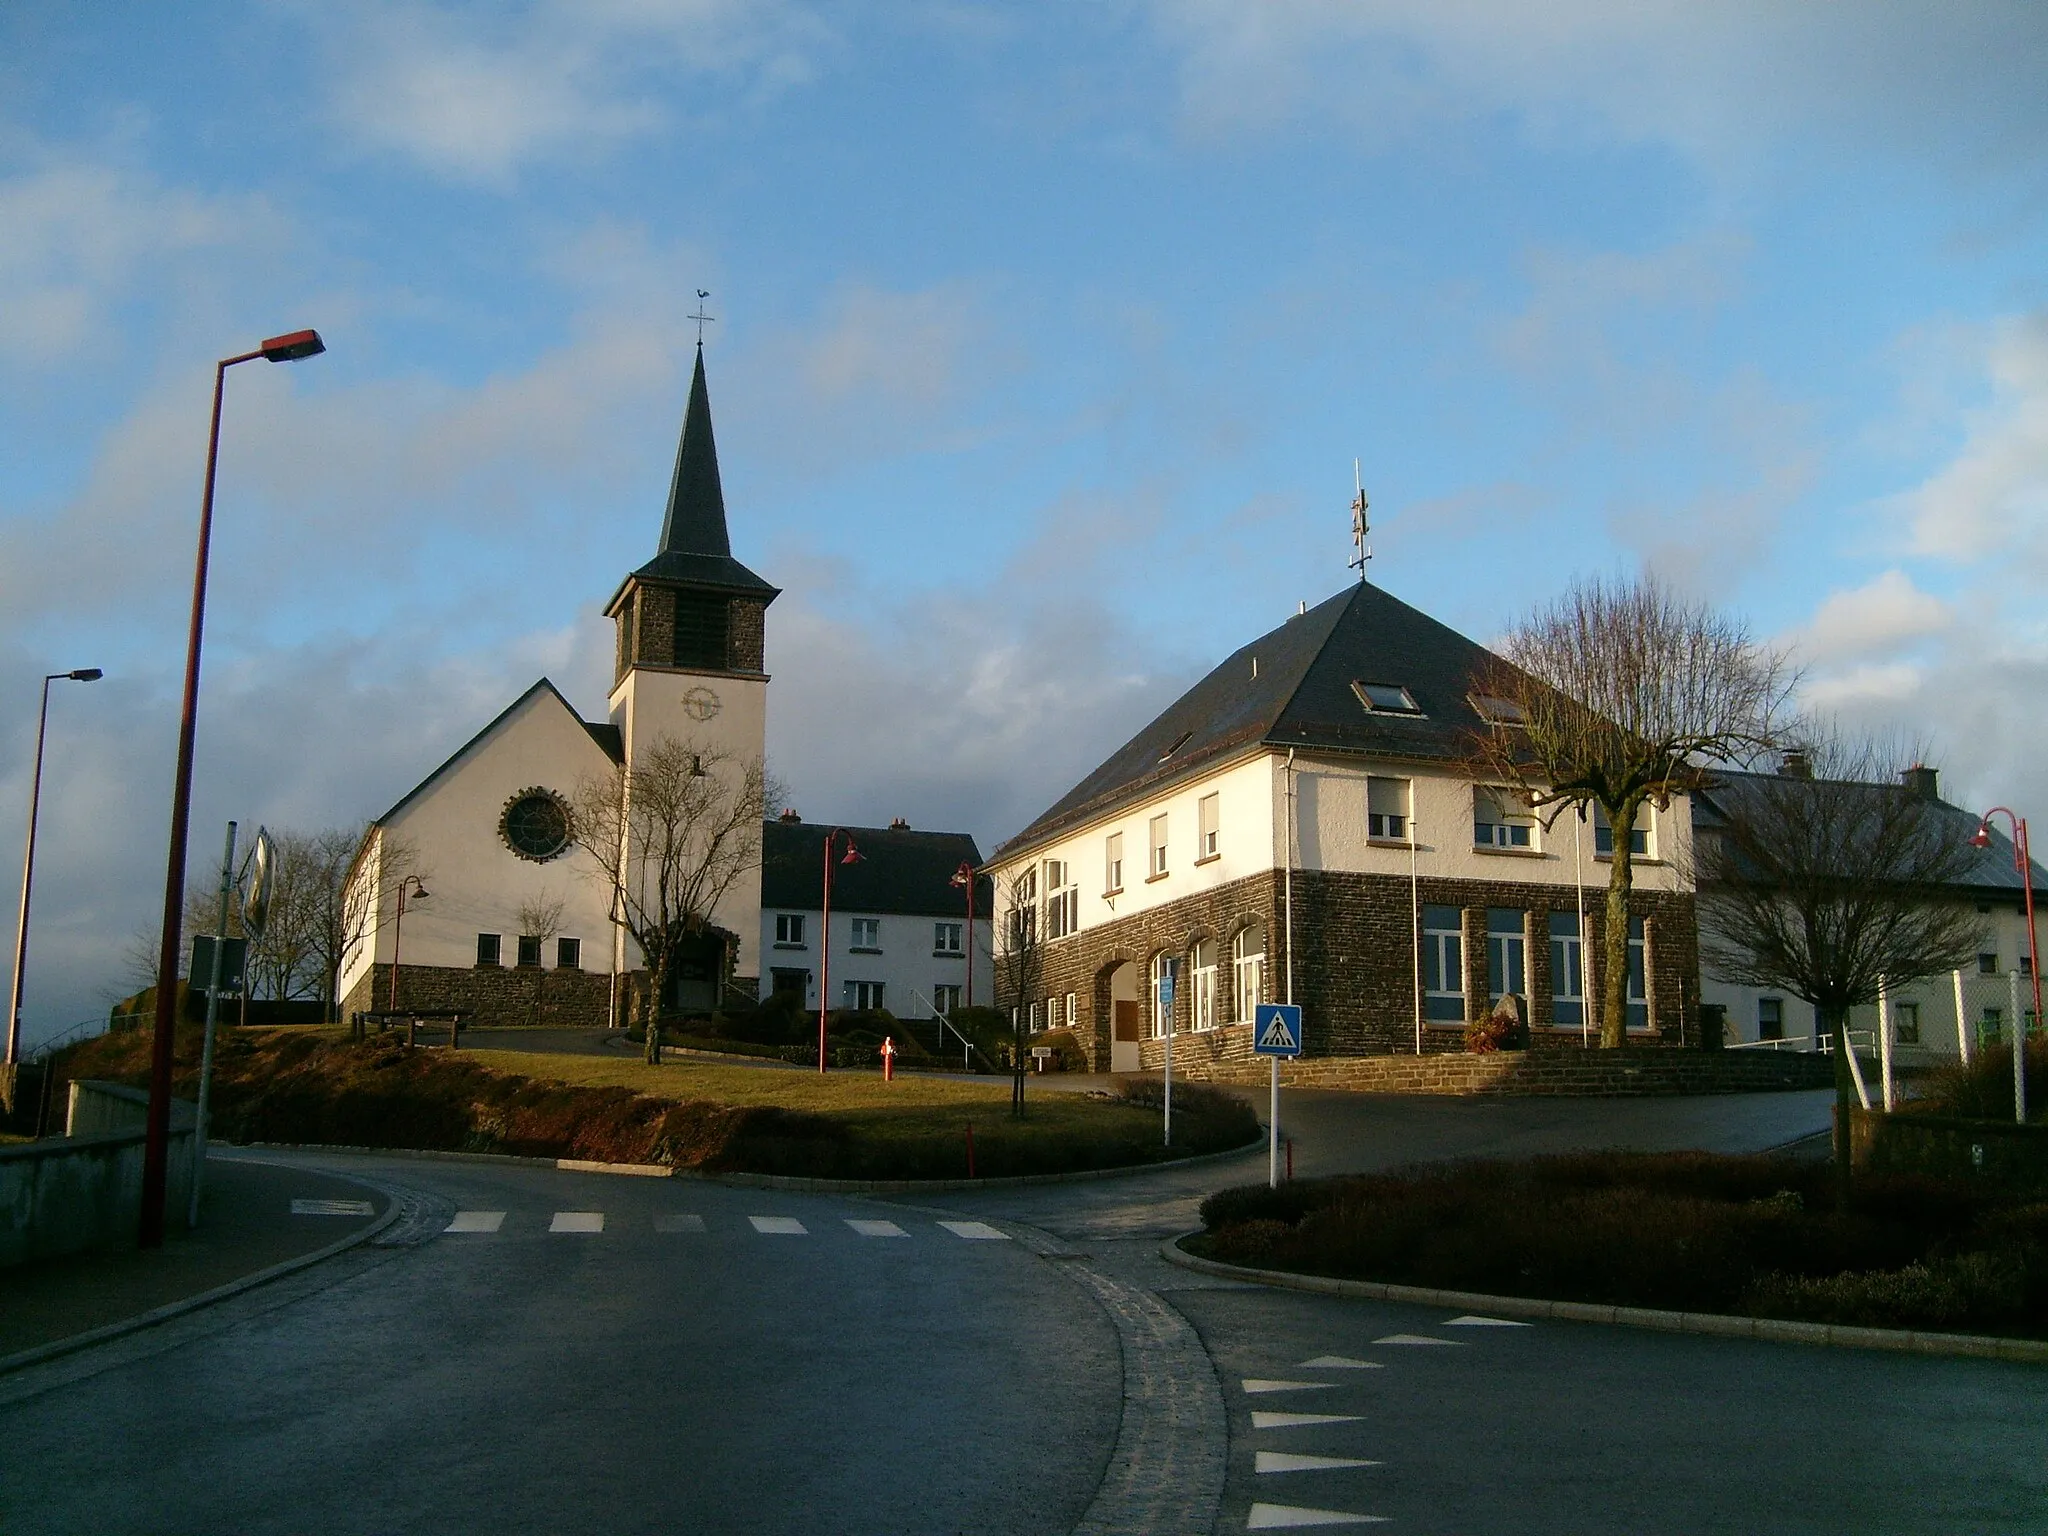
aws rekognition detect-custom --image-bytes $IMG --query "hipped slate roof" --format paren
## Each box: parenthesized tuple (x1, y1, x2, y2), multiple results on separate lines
(625, 345, 777, 598)
(1000, 581, 1514, 855)
(761, 820, 990, 917)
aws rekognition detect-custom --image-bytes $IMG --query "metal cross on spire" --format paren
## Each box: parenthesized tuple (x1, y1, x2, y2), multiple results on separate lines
(1349, 458, 1371, 581)
(689, 290, 716, 346)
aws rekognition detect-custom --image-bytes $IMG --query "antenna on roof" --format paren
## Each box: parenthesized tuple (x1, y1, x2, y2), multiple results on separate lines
(1349, 459, 1371, 583)
(689, 290, 716, 347)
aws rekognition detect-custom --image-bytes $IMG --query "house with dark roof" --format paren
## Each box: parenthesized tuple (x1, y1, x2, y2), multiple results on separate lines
(756, 815, 992, 1019)
(988, 581, 1701, 1072)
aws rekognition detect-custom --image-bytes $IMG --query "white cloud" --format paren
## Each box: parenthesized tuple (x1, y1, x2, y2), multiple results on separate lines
(1795, 569, 1951, 667)
(1901, 312, 2048, 562)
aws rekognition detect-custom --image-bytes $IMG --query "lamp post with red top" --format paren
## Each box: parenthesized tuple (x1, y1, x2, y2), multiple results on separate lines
(140, 329, 326, 1249)
(1970, 808, 2039, 1124)
(818, 830, 860, 1072)
(950, 861, 977, 1015)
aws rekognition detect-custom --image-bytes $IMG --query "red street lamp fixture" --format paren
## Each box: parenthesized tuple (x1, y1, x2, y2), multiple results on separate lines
(140, 330, 325, 1250)
(389, 875, 431, 1010)
(7, 668, 105, 1066)
(1970, 807, 2041, 1062)
(949, 861, 978, 1016)
(818, 830, 861, 1072)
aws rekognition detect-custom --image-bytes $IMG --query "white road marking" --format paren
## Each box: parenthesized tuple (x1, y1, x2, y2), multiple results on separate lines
(1251, 1412, 1364, 1430)
(654, 1214, 706, 1233)
(1256, 1452, 1382, 1475)
(1243, 1380, 1338, 1394)
(1444, 1314, 1531, 1327)
(445, 1211, 506, 1233)
(1372, 1333, 1460, 1346)
(1247, 1502, 1387, 1528)
(550, 1211, 604, 1233)
(846, 1219, 908, 1237)
(749, 1216, 808, 1235)
(1299, 1356, 1383, 1370)
(939, 1221, 1010, 1241)
(291, 1198, 373, 1216)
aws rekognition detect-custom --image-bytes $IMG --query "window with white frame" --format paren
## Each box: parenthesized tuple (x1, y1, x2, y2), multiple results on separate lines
(1367, 776, 1409, 840)
(1626, 916, 1648, 1028)
(1198, 794, 1219, 859)
(1043, 859, 1079, 939)
(1594, 804, 1650, 857)
(1547, 912, 1583, 1025)
(1149, 814, 1169, 876)
(1486, 908, 1526, 1002)
(1351, 680, 1423, 714)
(933, 983, 962, 1014)
(1150, 952, 1176, 1038)
(1191, 938, 1218, 1030)
(1758, 996, 1784, 1041)
(1105, 832, 1124, 893)
(1422, 904, 1464, 1021)
(1065, 992, 1077, 1029)
(1028, 1000, 1040, 1033)
(1232, 925, 1265, 1023)
(1895, 1001, 1921, 1045)
(844, 979, 884, 1011)
(1474, 786, 1533, 849)
(934, 921, 963, 955)
(774, 913, 805, 947)
(850, 917, 880, 951)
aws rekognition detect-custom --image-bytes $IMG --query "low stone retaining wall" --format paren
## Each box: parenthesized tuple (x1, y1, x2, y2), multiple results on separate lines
(1156, 1043, 1837, 1096)
(0, 1081, 196, 1267)
(1850, 1107, 2048, 1189)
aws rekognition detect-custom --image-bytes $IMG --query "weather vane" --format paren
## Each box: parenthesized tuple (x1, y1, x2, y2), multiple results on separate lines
(689, 290, 715, 346)
(1349, 458, 1371, 582)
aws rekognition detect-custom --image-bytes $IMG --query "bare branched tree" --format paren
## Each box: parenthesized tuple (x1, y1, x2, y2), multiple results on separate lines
(573, 735, 775, 1066)
(1470, 574, 1794, 1046)
(993, 866, 1043, 1118)
(331, 828, 422, 1021)
(1691, 733, 1983, 1200)
(515, 890, 568, 1026)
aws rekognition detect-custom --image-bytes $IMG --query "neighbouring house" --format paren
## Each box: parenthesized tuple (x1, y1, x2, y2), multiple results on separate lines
(986, 581, 1700, 1074)
(757, 813, 992, 1020)
(1695, 761, 2047, 1061)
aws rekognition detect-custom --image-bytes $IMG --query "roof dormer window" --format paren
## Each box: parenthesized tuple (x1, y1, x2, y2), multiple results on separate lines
(1351, 681, 1423, 715)
(1158, 729, 1194, 761)
(1469, 692, 1526, 726)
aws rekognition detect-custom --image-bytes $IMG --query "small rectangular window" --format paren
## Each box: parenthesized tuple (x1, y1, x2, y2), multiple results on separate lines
(1422, 904, 1464, 1021)
(476, 933, 502, 967)
(1486, 908, 1526, 1002)
(1351, 680, 1422, 714)
(1981, 1006, 2004, 1044)
(1199, 794, 1219, 859)
(1594, 805, 1650, 858)
(1066, 993, 1077, 1029)
(1548, 912, 1583, 1025)
(775, 913, 806, 946)
(844, 979, 884, 1011)
(851, 917, 881, 951)
(1894, 1001, 1920, 1045)
(1758, 997, 1783, 1041)
(557, 937, 580, 970)
(1474, 786, 1533, 849)
(934, 921, 963, 955)
(516, 934, 543, 968)
(1468, 692, 1526, 726)
(1105, 832, 1124, 893)
(1367, 776, 1409, 841)
(1149, 814, 1169, 876)
(933, 983, 962, 1014)
(1979, 951, 2000, 975)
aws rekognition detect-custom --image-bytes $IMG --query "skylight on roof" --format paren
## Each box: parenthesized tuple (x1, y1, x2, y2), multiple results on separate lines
(1351, 681, 1423, 716)
(1159, 729, 1194, 761)
(1469, 692, 1527, 726)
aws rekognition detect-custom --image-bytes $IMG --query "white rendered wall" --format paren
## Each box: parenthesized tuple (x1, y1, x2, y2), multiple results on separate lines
(757, 907, 993, 1017)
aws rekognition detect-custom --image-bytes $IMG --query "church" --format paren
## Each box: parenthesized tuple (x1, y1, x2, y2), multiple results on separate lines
(335, 344, 991, 1030)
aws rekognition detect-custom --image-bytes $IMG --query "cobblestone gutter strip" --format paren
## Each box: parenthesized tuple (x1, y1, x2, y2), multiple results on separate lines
(1160, 1238, 2048, 1365)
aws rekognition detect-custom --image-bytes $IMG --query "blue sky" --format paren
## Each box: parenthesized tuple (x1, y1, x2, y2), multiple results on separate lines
(4, 2, 2047, 1044)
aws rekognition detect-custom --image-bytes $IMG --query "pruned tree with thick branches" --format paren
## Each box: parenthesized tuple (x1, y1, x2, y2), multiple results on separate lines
(1470, 574, 1794, 1047)
(993, 866, 1043, 1118)
(515, 890, 567, 1026)
(573, 735, 774, 1066)
(1691, 733, 1982, 1200)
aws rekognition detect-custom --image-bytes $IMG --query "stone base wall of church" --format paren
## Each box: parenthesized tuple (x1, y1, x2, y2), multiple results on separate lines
(340, 963, 618, 1030)
(1030, 867, 1700, 1071)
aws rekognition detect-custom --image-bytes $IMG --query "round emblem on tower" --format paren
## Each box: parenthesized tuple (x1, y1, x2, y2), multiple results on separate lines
(500, 787, 574, 862)
(682, 685, 721, 721)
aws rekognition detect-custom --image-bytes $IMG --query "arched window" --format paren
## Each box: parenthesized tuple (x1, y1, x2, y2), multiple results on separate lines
(1191, 938, 1218, 1031)
(1150, 952, 1175, 1039)
(1232, 924, 1265, 1024)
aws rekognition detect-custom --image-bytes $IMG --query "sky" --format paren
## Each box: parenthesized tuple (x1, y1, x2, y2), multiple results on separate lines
(4, 2, 2047, 1047)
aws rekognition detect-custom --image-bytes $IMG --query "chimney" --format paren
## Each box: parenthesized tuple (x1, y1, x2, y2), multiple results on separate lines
(778, 807, 801, 823)
(1778, 749, 1813, 780)
(889, 817, 910, 831)
(1901, 764, 1939, 801)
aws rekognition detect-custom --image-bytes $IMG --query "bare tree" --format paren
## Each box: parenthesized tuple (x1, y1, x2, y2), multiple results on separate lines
(515, 890, 567, 1026)
(573, 735, 774, 1066)
(1470, 574, 1794, 1046)
(993, 867, 1044, 1118)
(1691, 734, 1983, 1201)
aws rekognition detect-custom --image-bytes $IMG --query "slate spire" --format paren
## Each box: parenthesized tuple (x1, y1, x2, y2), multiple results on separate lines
(657, 343, 730, 558)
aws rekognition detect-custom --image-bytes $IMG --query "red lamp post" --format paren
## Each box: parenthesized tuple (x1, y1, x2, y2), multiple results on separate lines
(7, 668, 103, 1067)
(388, 875, 431, 1010)
(818, 830, 860, 1072)
(1971, 808, 2039, 1121)
(141, 329, 325, 1249)
(949, 861, 977, 1014)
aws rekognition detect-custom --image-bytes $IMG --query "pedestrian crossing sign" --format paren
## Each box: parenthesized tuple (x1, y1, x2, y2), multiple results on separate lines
(1254, 1003, 1303, 1056)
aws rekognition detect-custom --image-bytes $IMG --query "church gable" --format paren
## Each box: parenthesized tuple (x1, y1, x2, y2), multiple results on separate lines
(376, 678, 616, 835)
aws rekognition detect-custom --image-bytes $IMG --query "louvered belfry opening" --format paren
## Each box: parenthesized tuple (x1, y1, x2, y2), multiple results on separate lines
(673, 592, 730, 670)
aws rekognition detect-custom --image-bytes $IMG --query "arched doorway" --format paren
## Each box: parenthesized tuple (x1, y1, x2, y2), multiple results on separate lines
(1108, 960, 1142, 1072)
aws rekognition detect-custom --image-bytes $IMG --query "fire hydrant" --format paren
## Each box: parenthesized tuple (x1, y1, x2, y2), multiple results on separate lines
(880, 1035, 897, 1082)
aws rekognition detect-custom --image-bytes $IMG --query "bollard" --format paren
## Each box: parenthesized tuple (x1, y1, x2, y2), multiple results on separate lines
(881, 1036, 897, 1082)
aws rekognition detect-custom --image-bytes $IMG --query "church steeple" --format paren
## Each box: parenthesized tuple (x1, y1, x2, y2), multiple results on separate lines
(658, 344, 731, 559)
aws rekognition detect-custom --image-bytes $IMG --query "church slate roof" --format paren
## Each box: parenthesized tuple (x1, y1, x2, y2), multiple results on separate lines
(1000, 581, 1518, 856)
(760, 820, 990, 916)
(629, 344, 777, 598)
(371, 678, 612, 826)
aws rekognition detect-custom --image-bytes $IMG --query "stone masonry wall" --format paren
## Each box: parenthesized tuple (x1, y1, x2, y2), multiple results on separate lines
(727, 598, 766, 673)
(1154, 1041, 1834, 1096)
(341, 962, 616, 1029)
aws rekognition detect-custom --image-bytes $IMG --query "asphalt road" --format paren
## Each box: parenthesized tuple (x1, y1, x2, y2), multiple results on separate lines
(4, 1089, 2042, 1534)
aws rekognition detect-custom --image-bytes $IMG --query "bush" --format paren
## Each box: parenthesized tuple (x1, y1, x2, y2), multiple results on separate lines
(1114, 1079, 1260, 1149)
(1028, 1028, 1089, 1071)
(1918, 1036, 2048, 1123)
(1465, 994, 1529, 1053)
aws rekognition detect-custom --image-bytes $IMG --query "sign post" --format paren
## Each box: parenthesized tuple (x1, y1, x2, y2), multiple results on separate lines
(1159, 961, 1176, 1147)
(1254, 1003, 1303, 1189)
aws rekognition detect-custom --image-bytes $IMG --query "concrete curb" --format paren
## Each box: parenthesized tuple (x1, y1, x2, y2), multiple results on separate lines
(1157, 1238, 2048, 1365)
(244, 1142, 671, 1178)
(0, 1159, 403, 1379)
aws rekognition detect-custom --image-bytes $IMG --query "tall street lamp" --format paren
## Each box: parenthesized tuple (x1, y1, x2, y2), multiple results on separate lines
(1970, 807, 2040, 1124)
(389, 875, 431, 1010)
(7, 668, 104, 1067)
(949, 861, 977, 1014)
(818, 830, 860, 1072)
(141, 329, 325, 1249)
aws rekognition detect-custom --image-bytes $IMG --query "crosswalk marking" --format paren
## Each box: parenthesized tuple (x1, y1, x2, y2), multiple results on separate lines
(654, 1214, 706, 1233)
(1243, 1380, 1337, 1395)
(846, 1219, 908, 1237)
(1255, 1452, 1381, 1474)
(1247, 1502, 1387, 1528)
(550, 1211, 604, 1233)
(1299, 1357, 1382, 1370)
(1371, 1333, 1459, 1346)
(291, 1198, 374, 1216)
(938, 1221, 1010, 1241)
(1251, 1412, 1363, 1430)
(445, 1211, 506, 1233)
(1444, 1314, 1530, 1327)
(749, 1216, 808, 1235)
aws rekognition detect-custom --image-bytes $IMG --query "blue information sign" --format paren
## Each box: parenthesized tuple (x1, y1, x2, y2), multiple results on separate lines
(1253, 1003, 1303, 1057)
